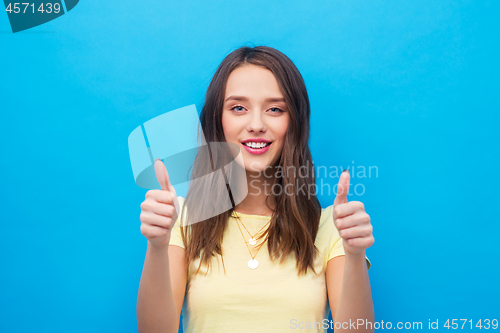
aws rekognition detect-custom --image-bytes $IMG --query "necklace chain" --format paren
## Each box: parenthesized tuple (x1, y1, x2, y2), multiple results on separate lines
(237, 215, 270, 240)
(233, 215, 270, 269)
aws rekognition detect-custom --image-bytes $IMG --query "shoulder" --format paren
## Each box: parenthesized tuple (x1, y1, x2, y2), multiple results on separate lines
(175, 196, 187, 226)
(177, 196, 185, 208)
(169, 196, 187, 249)
(318, 204, 337, 233)
(316, 204, 341, 245)
(318, 204, 372, 270)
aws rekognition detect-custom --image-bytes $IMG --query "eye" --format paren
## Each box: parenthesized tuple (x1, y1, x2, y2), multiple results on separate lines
(230, 105, 246, 112)
(268, 107, 284, 114)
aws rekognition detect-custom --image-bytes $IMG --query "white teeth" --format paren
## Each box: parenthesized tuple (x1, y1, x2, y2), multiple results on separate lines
(244, 142, 269, 149)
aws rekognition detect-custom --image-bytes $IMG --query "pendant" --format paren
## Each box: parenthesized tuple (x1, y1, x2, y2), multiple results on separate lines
(248, 237, 257, 246)
(248, 258, 259, 269)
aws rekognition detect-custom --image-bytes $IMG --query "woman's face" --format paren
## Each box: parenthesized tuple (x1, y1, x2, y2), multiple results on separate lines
(222, 64, 290, 174)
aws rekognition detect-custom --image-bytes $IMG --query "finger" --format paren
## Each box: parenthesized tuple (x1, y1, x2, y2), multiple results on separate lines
(333, 169, 350, 208)
(336, 213, 370, 230)
(146, 190, 173, 205)
(140, 223, 170, 237)
(141, 211, 173, 228)
(338, 224, 373, 239)
(335, 213, 360, 230)
(155, 158, 180, 220)
(148, 201, 176, 218)
(154, 158, 180, 221)
(154, 158, 172, 192)
(344, 236, 375, 248)
(334, 201, 365, 220)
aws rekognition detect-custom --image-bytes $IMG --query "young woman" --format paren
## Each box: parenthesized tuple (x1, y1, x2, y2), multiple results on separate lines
(137, 46, 375, 333)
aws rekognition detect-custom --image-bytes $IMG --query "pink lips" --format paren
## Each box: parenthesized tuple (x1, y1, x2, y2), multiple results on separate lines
(241, 142, 272, 155)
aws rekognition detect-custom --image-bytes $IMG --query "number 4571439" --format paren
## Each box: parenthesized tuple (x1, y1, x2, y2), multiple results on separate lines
(444, 319, 498, 329)
(5, 3, 61, 14)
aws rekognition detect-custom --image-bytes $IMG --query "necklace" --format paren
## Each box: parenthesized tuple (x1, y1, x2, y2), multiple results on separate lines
(234, 216, 269, 269)
(233, 214, 270, 246)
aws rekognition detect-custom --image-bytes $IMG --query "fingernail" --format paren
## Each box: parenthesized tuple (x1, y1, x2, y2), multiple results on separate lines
(343, 169, 349, 174)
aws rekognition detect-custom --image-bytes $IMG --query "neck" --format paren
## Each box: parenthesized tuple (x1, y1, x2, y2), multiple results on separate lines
(234, 171, 276, 216)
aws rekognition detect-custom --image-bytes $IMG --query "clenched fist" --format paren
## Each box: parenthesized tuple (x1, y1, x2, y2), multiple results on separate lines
(139, 158, 181, 248)
(332, 170, 375, 255)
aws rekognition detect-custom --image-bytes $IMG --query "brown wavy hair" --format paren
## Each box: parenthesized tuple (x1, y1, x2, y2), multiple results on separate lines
(179, 45, 322, 276)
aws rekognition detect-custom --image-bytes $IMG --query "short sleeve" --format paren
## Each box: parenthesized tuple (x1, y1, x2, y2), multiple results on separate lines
(328, 236, 371, 270)
(324, 205, 372, 270)
(327, 231, 345, 261)
(169, 196, 186, 249)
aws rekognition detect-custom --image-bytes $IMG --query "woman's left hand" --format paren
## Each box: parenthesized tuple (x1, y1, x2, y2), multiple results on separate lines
(332, 170, 375, 255)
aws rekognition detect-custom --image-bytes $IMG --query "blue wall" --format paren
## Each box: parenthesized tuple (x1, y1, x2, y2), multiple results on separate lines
(1, 1, 498, 332)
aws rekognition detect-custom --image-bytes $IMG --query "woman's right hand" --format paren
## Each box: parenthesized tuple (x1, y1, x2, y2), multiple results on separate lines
(139, 159, 180, 248)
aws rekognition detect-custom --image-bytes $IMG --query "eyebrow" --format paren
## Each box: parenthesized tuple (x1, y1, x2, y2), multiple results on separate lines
(224, 95, 286, 103)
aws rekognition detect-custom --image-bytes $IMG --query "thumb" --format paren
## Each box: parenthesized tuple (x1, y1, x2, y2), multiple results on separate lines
(154, 158, 172, 191)
(154, 158, 180, 219)
(333, 169, 350, 207)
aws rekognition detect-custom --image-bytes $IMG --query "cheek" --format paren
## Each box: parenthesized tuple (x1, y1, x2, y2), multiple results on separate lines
(221, 112, 239, 142)
(221, 115, 229, 138)
(274, 116, 289, 143)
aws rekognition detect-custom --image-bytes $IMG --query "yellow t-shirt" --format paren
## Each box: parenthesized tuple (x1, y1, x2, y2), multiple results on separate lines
(169, 196, 371, 333)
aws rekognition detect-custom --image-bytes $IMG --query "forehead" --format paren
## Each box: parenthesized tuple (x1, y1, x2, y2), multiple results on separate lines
(225, 64, 284, 100)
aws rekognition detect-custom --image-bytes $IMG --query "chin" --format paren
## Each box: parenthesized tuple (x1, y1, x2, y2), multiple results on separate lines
(245, 161, 271, 174)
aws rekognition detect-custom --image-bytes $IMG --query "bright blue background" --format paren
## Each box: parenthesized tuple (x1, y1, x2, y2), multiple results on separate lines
(1, 1, 499, 332)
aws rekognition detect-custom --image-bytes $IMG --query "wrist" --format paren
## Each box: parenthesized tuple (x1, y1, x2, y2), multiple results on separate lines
(147, 237, 171, 251)
(345, 249, 366, 260)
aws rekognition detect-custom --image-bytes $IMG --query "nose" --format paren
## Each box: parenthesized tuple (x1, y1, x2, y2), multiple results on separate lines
(246, 110, 267, 133)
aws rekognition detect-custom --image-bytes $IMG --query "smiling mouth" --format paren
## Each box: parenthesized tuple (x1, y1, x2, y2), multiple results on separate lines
(242, 142, 272, 149)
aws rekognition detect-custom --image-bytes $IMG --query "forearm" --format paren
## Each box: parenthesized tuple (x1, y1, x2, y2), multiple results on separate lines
(334, 251, 374, 333)
(137, 240, 178, 333)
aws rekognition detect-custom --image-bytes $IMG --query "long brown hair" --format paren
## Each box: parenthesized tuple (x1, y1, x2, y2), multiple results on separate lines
(179, 45, 322, 276)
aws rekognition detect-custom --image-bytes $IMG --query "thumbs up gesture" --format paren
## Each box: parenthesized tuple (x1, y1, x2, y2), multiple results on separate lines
(332, 170, 375, 255)
(139, 159, 181, 248)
